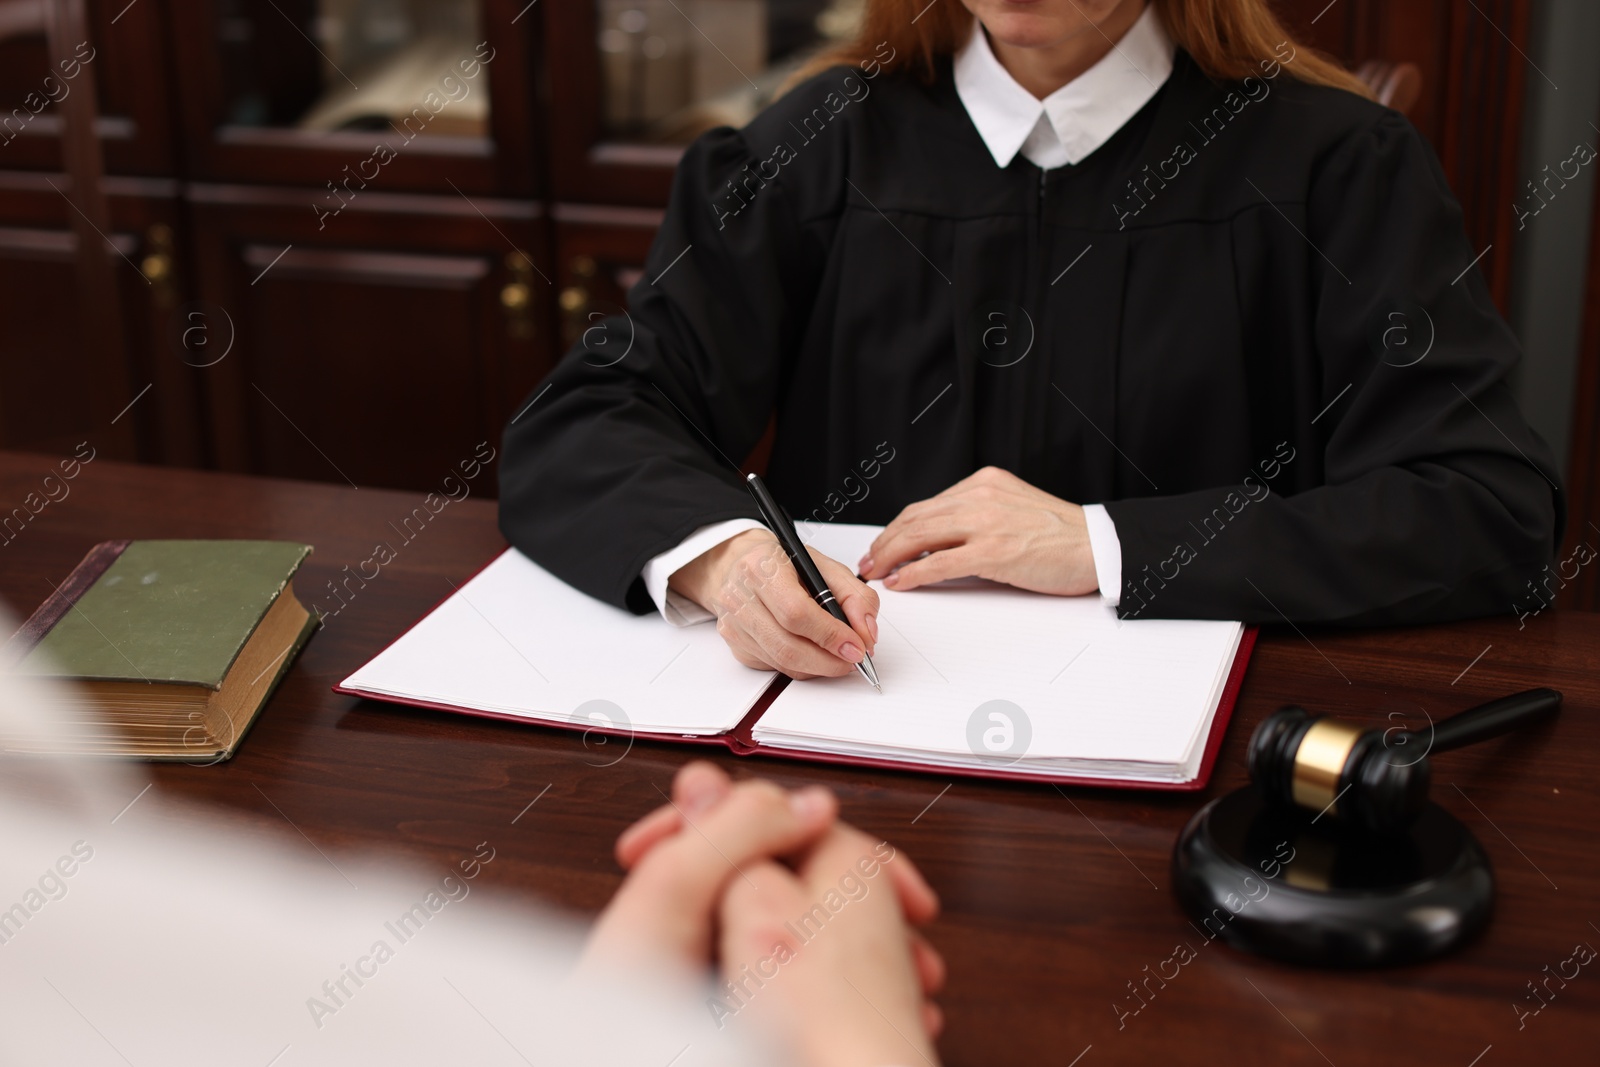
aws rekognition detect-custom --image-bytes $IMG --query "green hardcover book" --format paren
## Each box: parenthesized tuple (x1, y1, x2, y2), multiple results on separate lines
(6, 539, 316, 761)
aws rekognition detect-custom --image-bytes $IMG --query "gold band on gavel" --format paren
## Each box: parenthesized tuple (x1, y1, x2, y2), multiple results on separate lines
(1291, 719, 1364, 814)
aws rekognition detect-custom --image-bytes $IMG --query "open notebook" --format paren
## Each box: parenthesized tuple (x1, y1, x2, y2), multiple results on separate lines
(336, 525, 1253, 789)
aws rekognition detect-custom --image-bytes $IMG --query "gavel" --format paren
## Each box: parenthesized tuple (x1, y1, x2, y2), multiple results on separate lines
(1247, 688, 1562, 835)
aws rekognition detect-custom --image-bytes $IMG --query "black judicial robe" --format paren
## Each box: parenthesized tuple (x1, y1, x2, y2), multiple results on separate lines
(499, 51, 1563, 626)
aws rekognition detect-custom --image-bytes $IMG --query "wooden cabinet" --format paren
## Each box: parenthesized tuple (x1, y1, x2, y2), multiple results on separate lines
(0, 1, 185, 462)
(0, 0, 557, 491)
(159, 0, 556, 489)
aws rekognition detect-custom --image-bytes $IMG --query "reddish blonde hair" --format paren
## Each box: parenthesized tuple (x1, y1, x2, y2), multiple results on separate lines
(794, 0, 1372, 98)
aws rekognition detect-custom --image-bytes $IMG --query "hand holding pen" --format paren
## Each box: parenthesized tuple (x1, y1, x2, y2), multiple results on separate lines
(746, 473, 882, 692)
(663, 480, 881, 683)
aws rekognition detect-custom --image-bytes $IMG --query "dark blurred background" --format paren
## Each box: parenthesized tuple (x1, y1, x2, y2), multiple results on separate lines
(1, 0, 1597, 606)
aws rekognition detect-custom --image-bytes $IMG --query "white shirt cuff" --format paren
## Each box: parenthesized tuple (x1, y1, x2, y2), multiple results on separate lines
(1081, 503, 1122, 607)
(640, 519, 767, 626)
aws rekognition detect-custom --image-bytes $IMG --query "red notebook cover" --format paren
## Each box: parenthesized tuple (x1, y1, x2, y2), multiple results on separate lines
(334, 552, 1257, 791)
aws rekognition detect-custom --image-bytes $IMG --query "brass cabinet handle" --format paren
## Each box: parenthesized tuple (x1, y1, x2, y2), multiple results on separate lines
(501, 281, 530, 310)
(501, 251, 535, 339)
(141, 223, 177, 308)
(560, 255, 597, 349)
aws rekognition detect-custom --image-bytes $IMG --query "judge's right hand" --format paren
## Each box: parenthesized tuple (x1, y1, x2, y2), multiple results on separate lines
(668, 529, 878, 678)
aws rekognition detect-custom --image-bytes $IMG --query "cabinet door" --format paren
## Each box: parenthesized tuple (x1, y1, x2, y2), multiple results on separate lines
(0, 178, 196, 463)
(166, 0, 539, 196)
(0, 223, 134, 457)
(544, 0, 840, 205)
(189, 187, 553, 491)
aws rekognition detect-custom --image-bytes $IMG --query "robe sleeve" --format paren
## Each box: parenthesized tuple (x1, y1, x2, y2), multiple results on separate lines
(498, 122, 834, 612)
(1104, 110, 1564, 626)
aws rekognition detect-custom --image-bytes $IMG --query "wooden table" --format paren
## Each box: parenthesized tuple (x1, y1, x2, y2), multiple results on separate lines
(6, 452, 1597, 1066)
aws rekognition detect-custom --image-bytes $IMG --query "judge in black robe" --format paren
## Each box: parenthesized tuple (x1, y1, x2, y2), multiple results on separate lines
(498, 42, 1562, 628)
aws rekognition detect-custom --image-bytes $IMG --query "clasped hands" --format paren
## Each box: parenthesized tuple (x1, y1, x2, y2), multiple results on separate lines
(583, 761, 943, 1067)
(670, 467, 1099, 678)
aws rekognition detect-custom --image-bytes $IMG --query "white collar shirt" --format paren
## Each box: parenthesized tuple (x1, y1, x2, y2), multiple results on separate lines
(953, 3, 1176, 170)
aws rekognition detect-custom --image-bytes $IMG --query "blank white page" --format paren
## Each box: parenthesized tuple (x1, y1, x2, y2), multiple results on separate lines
(753, 524, 1243, 778)
(339, 549, 775, 735)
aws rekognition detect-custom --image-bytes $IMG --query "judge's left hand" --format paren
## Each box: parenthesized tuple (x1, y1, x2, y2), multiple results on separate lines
(858, 466, 1099, 595)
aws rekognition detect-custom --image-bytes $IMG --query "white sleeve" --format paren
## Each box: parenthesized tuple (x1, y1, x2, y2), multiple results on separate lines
(1081, 503, 1122, 607)
(640, 519, 768, 626)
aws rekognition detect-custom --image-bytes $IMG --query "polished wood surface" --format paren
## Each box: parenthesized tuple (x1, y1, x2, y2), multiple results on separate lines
(5, 452, 1596, 1066)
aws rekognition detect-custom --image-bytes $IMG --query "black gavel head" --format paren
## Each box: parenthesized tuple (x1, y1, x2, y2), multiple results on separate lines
(1247, 706, 1432, 836)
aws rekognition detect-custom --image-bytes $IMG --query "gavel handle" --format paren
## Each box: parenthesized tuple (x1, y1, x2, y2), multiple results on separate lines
(1423, 688, 1563, 754)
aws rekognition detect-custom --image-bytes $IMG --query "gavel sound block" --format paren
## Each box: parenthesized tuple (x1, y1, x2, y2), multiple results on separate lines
(1172, 688, 1562, 967)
